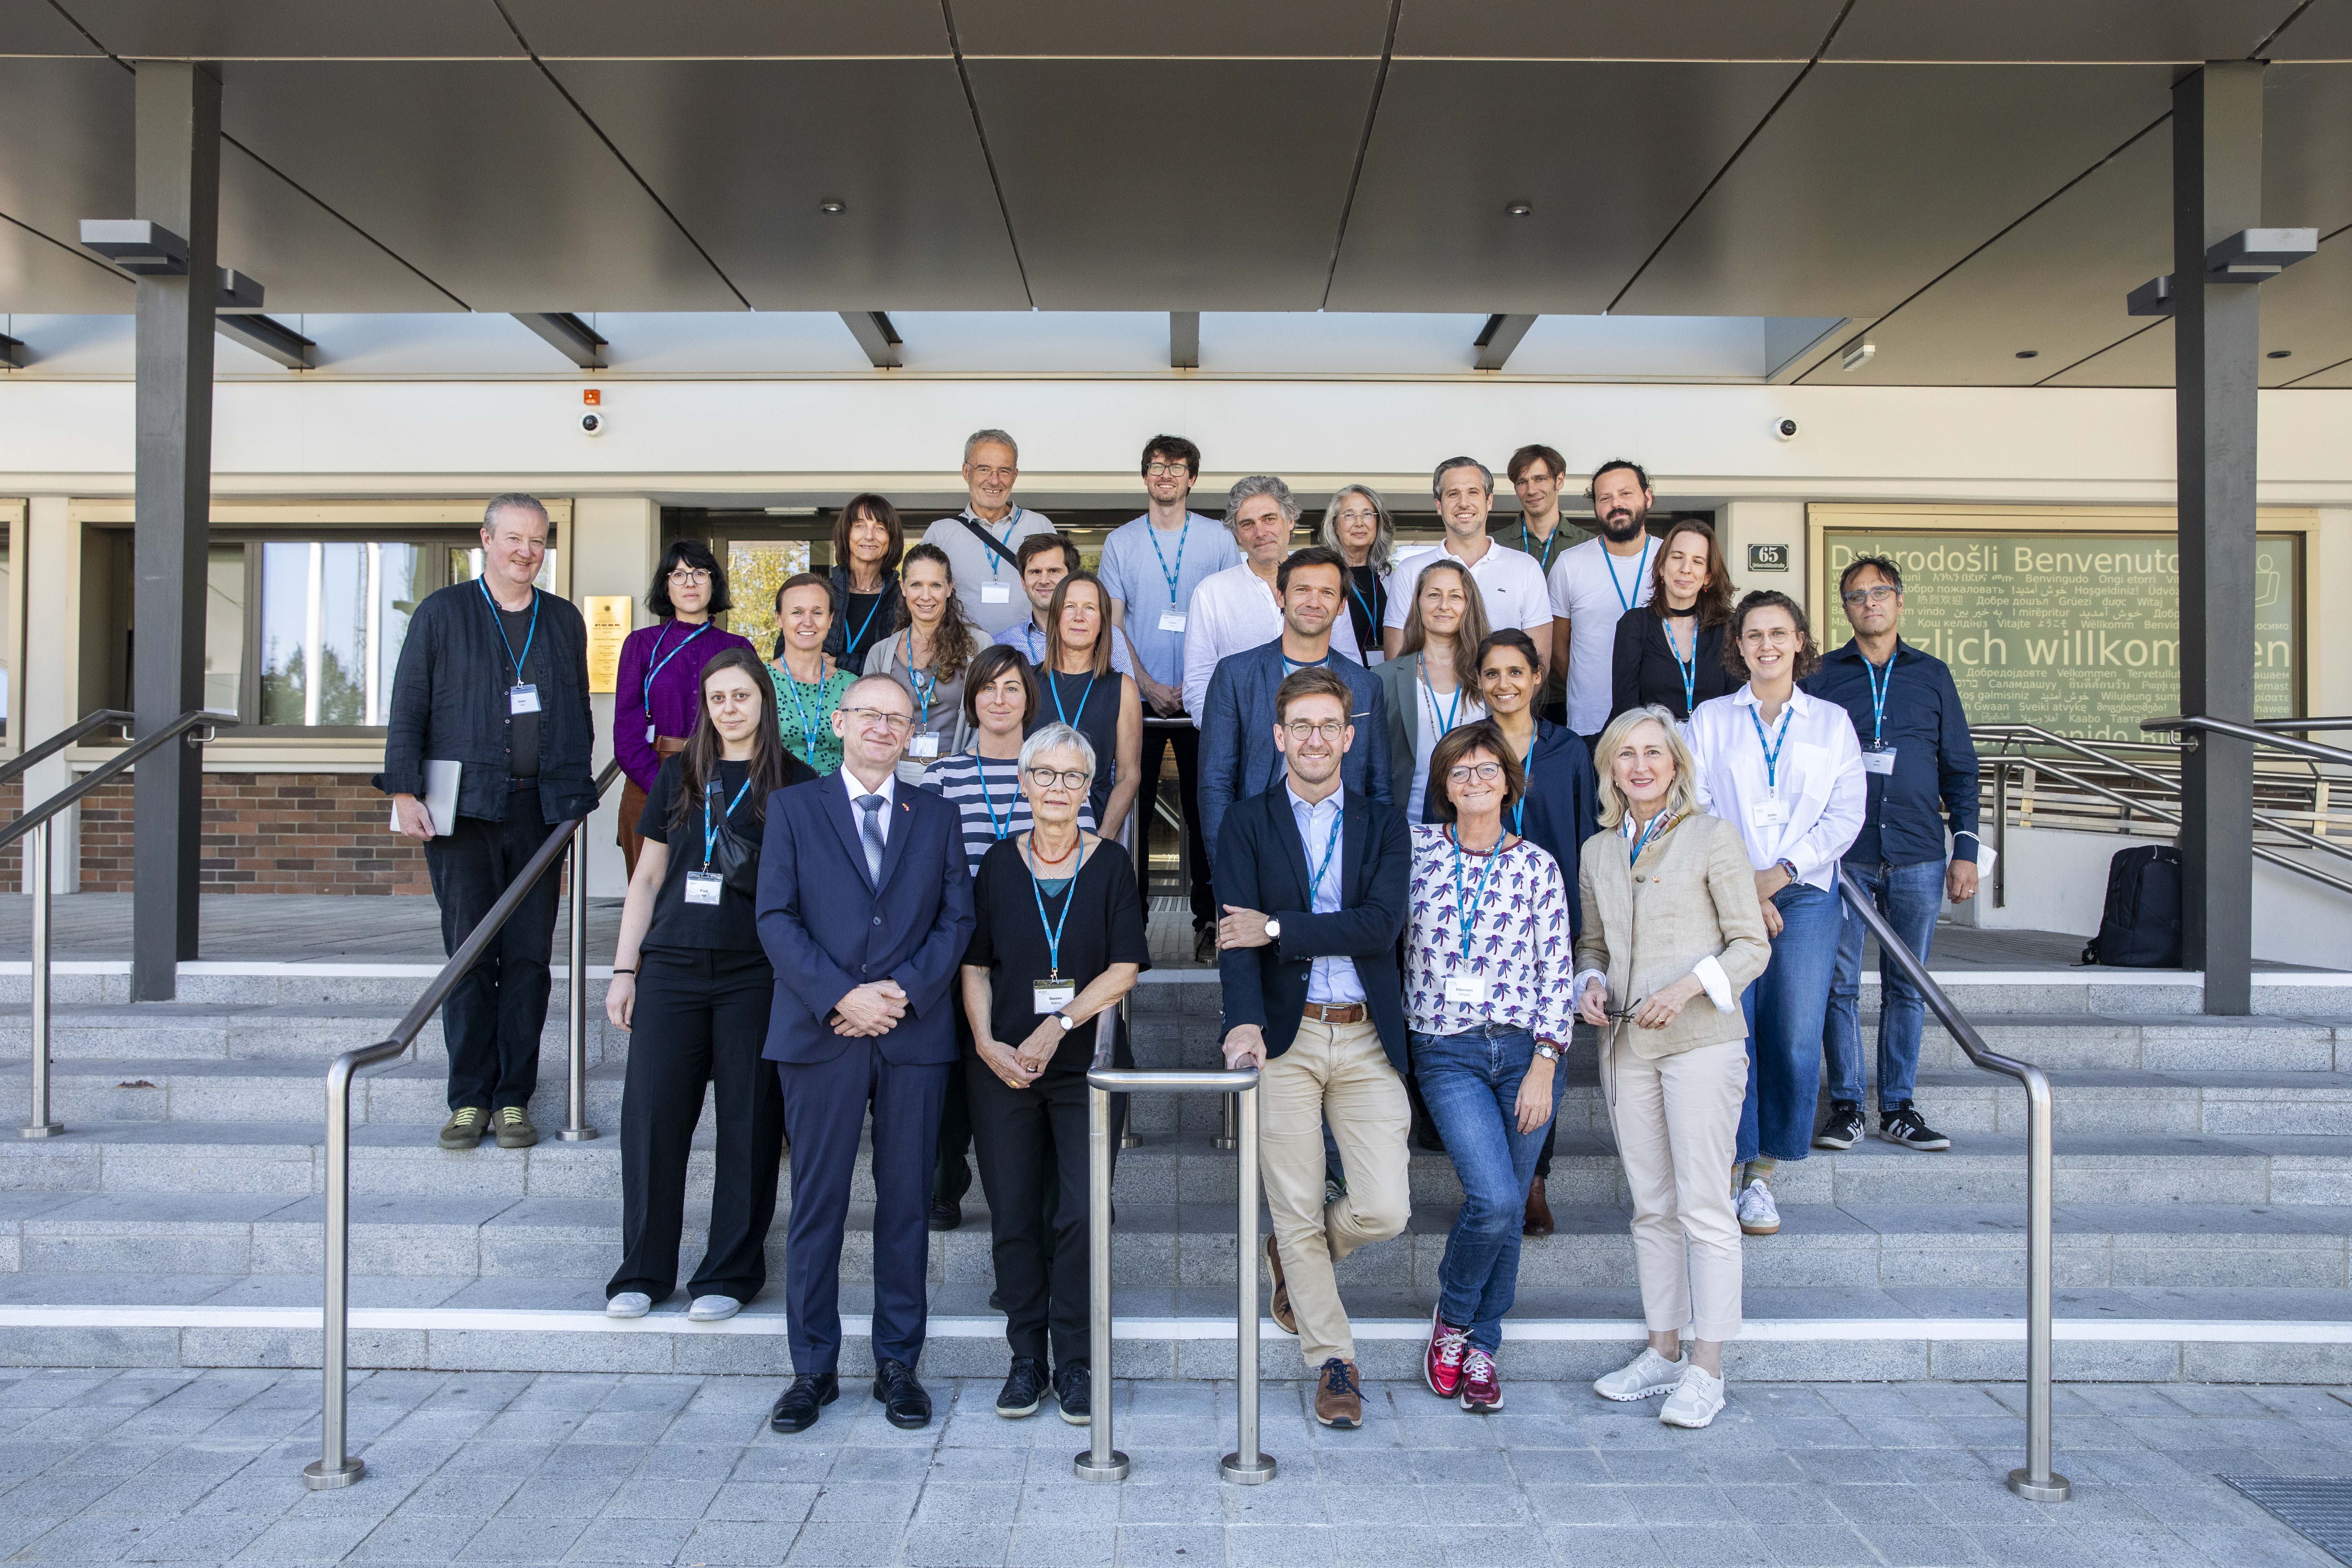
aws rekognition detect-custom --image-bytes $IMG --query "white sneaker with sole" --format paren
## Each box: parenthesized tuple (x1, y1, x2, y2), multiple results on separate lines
(606, 1292, 652, 1320)
(1659, 1364, 1726, 1428)
(1593, 1346, 1688, 1402)
(687, 1295, 742, 1323)
(1735, 1178, 1780, 1236)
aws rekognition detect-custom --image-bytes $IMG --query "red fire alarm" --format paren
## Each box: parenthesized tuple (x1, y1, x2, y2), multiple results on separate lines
(582, 388, 601, 406)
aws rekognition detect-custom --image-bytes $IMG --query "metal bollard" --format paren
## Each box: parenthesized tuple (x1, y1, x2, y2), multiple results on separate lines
(21, 820, 62, 1139)
(559, 833, 597, 1141)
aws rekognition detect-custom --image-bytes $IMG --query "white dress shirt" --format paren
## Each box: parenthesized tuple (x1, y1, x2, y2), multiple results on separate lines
(839, 763, 899, 847)
(1384, 536, 1554, 644)
(1286, 781, 1364, 1006)
(1683, 684, 1864, 889)
(1180, 561, 1363, 722)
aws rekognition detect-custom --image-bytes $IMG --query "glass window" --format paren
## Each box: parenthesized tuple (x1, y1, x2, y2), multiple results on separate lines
(257, 541, 425, 727)
(1, 531, 11, 739)
(204, 546, 244, 717)
(723, 540, 809, 644)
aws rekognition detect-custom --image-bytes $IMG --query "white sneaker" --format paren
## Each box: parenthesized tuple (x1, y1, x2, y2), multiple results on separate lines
(1593, 1346, 1688, 1402)
(1735, 1178, 1780, 1236)
(1659, 1364, 1726, 1428)
(605, 1292, 652, 1320)
(687, 1294, 742, 1323)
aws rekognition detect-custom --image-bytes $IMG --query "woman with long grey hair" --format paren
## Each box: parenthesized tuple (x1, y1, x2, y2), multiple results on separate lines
(1319, 483, 1397, 663)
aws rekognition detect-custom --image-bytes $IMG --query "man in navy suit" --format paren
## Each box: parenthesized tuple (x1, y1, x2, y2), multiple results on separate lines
(1214, 667, 1411, 1432)
(1197, 545, 1392, 876)
(757, 674, 974, 1434)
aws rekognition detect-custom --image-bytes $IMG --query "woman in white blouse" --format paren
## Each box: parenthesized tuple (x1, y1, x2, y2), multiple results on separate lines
(1402, 721, 1572, 1415)
(1682, 590, 1864, 1240)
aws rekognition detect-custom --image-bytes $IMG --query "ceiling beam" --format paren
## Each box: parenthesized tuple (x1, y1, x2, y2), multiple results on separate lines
(512, 312, 607, 369)
(839, 311, 903, 369)
(215, 312, 314, 370)
(1170, 311, 1199, 369)
(1472, 314, 1537, 371)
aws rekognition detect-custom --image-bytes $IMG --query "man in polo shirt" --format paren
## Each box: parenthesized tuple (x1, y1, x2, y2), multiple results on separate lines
(1382, 457, 1552, 684)
(918, 428, 1055, 639)
(1507, 443, 1591, 726)
(992, 533, 1136, 677)
(1545, 458, 1659, 750)
(1803, 554, 1980, 1155)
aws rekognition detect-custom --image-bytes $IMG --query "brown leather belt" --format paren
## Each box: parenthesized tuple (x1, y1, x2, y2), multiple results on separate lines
(1300, 1001, 1367, 1024)
(654, 735, 687, 757)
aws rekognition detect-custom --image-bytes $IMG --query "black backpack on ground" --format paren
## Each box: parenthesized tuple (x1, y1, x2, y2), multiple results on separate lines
(2081, 845, 2184, 967)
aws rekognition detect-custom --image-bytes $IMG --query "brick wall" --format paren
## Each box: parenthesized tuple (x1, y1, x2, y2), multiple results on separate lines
(70, 772, 433, 895)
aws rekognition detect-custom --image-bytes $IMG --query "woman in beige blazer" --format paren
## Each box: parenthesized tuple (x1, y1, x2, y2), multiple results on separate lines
(1573, 704, 1770, 1430)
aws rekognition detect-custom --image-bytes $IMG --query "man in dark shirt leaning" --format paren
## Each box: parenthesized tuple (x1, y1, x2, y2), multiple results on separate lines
(1801, 553, 1981, 1155)
(379, 494, 595, 1152)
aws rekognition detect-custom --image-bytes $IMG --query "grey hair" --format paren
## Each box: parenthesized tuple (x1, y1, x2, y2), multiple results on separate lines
(1431, 456, 1493, 498)
(482, 492, 550, 532)
(1017, 721, 1097, 783)
(841, 671, 913, 713)
(1316, 484, 1395, 572)
(1591, 704, 1701, 830)
(963, 428, 1018, 464)
(1223, 475, 1300, 529)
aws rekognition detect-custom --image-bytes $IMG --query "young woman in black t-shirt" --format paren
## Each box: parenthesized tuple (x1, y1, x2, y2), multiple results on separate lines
(604, 646, 815, 1323)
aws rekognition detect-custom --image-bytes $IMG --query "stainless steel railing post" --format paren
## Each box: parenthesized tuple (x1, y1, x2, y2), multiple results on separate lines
(1073, 1083, 1129, 1482)
(1220, 1080, 1274, 1485)
(2009, 1065, 2069, 1502)
(22, 819, 61, 1139)
(303, 1053, 366, 1490)
(559, 832, 596, 1142)
(1116, 997, 1139, 1150)
(1212, 1093, 1239, 1150)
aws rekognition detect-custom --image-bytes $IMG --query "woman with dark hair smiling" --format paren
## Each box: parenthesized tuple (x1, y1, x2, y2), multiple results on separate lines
(863, 541, 980, 779)
(770, 573, 853, 776)
(1373, 556, 1491, 821)
(613, 539, 754, 875)
(1030, 570, 1142, 843)
(1610, 518, 1735, 725)
(823, 492, 905, 674)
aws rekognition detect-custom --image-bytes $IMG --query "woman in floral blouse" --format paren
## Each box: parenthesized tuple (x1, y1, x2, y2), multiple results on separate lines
(1405, 720, 1574, 1415)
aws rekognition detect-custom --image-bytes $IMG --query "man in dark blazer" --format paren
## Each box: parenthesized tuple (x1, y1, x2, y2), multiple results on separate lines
(1214, 667, 1411, 1432)
(757, 674, 974, 1434)
(1196, 546, 1392, 877)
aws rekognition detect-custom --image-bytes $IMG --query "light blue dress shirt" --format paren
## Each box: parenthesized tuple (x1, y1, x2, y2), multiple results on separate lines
(1097, 511, 1240, 694)
(1287, 782, 1364, 1006)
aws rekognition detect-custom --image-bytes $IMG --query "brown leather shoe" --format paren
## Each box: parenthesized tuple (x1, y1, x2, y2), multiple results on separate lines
(1314, 1357, 1364, 1429)
(1265, 1234, 1296, 1334)
(1522, 1174, 1554, 1237)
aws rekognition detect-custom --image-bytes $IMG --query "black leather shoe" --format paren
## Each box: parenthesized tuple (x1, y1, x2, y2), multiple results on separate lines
(768, 1373, 838, 1434)
(1053, 1361, 1091, 1427)
(872, 1359, 933, 1430)
(929, 1198, 962, 1232)
(996, 1356, 1048, 1419)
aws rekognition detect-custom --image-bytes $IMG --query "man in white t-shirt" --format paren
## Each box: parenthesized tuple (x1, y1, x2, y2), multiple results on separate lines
(917, 428, 1056, 639)
(1546, 458, 1660, 746)
(1182, 476, 1362, 721)
(1382, 457, 1552, 685)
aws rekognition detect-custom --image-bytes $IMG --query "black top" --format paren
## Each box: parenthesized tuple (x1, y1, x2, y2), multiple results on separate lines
(494, 601, 542, 781)
(1610, 609, 1734, 724)
(964, 835, 1151, 1069)
(824, 565, 903, 670)
(1030, 667, 1125, 824)
(636, 752, 812, 954)
(1343, 563, 1387, 659)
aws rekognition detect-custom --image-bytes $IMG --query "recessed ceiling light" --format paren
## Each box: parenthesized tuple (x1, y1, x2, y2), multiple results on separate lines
(2268, 349, 2292, 359)
(818, 199, 847, 216)
(1504, 202, 1533, 218)
(2015, 350, 2039, 359)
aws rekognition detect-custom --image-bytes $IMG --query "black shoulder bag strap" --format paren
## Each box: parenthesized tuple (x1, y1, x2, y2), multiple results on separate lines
(958, 510, 1023, 569)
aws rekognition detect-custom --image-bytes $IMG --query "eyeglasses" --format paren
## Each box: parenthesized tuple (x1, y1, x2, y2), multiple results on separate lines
(1739, 626, 1799, 647)
(667, 568, 712, 586)
(1447, 762, 1504, 784)
(1026, 766, 1091, 790)
(1330, 508, 1378, 525)
(967, 464, 1016, 482)
(1283, 720, 1348, 742)
(1841, 586, 1899, 607)
(1144, 462, 1191, 478)
(840, 706, 911, 734)
(1601, 998, 1647, 1022)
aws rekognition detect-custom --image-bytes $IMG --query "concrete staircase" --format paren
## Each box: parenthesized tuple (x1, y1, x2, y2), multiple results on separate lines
(1, 962, 2350, 1383)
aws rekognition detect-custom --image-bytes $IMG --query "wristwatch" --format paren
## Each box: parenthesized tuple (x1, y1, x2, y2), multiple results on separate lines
(1532, 1042, 1562, 1064)
(1262, 917, 1282, 939)
(1776, 859, 1799, 882)
(1053, 1011, 1077, 1032)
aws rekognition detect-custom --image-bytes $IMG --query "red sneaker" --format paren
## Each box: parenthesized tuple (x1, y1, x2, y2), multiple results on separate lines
(1459, 1348, 1503, 1413)
(1425, 1306, 1469, 1399)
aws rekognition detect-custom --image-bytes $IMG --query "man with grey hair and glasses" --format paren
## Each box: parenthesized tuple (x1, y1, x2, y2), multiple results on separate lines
(1181, 475, 1365, 723)
(920, 428, 1056, 638)
(378, 493, 594, 1154)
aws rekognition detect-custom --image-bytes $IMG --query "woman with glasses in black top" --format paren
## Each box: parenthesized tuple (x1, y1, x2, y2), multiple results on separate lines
(604, 646, 816, 1324)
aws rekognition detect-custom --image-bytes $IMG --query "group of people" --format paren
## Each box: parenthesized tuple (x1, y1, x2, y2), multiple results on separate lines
(375, 425, 1982, 1435)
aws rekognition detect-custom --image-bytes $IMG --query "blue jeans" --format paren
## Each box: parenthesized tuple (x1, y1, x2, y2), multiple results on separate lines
(1737, 880, 1840, 1166)
(1412, 1025, 1555, 1354)
(1824, 859, 1944, 1111)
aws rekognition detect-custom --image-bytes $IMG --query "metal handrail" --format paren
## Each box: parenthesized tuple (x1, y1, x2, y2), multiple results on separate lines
(2, 708, 235, 1139)
(1837, 866, 2067, 1503)
(2254, 716, 2352, 734)
(306, 758, 621, 1490)
(2144, 714, 2352, 769)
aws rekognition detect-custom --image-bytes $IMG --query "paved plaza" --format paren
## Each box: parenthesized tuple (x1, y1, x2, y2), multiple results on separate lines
(0, 1367, 2341, 1566)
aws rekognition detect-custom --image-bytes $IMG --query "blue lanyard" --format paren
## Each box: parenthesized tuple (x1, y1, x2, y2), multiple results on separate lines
(1346, 571, 1381, 640)
(1422, 665, 1464, 736)
(700, 777, 754, 870)
(1749, 704, 1792, 794)
(478, 576, 539, 683)
(980, 507, 1021, 579)
(1026, 833, 1083, 976)
(1862, 653, 1894, 746)
(640, 620, 709, 722)
(1604, 538, 1653, 613)
(1522, 522, 1562, 573)
(841, 583, 888, 660)
(1146, 517, 1190, 601)
(1510, 736, 1536, 836)
(1448, 827, 1506, 966)
(972, 753, 1014, 840)
(1049, 668, 1098, 727)
(1628, 808, 1673, 866)
(779, 669, 825, 757)
(1662, 617, 1698, 716)
(1301, 804, 1343, 907)
(901, 630, 936, 725)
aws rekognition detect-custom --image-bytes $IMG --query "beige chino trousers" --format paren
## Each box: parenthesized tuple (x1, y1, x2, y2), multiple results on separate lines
(1605, 1036, 1747, 1343)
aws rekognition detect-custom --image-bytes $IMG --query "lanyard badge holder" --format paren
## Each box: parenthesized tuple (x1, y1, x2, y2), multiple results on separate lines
(1860, 654, 1898, 775)
(1748, 705, 1792, 826)
(1443, 828, 1503, 1006)
(974, 754, 1014, 841)
(482, 577, 542, 715)
(904, 632, 941, 758)
(639, 620, 709, 742)
(780, 670, 824, 760)
(685, 776, 755, 905)
(980, 509, 1017, 603)
(1028, 835, 1081, 1013)
(1663, 618, 1699, 716)
(1150, 519, 1190, 632)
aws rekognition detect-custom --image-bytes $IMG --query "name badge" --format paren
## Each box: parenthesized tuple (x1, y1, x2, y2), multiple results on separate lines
(1158, 609, 1187, 633)
(683, 872, 724, 906)
(907, 732, 941, 759)
(644, 722, 658, 744)
(981, 582, 1013, 604)
(1444, 974, 1488, 1006)
(1862, 747, 1897, 775)
(1034, 980, 1076, 1014)
(1750, 798, 1790, 827)
(509, 684, 541, 715)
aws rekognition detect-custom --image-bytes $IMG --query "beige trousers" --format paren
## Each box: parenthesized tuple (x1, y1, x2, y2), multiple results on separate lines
(1606, 1036, 1746, 1343)
(1257, 1017, 1412, 1367)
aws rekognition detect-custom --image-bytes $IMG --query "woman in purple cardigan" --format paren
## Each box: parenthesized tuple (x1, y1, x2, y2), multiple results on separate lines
(614, 540, 756, 875)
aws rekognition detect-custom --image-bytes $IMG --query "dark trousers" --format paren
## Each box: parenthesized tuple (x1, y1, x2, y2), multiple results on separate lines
(967, 1055, 1092, 1368)
(607, 949, 785, 1304)
(424, 791, 559, 1112)
(777, 1045, 949, 1374)
(1139, 718, 1215, 929)
(933, 1009, 976, 1207)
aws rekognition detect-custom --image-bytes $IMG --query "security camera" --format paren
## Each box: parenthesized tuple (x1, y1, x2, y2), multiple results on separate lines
(580, 411, 607, 438)
(1770, 417, 1798, 442)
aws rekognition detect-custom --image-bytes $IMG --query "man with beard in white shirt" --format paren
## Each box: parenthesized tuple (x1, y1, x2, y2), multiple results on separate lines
(1382, 458, 1553, 685)
(1547, 460, 1660, 752)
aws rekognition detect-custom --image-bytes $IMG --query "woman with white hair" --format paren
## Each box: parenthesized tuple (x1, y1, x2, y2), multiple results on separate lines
(959, 723, 1149, 1429)
(1318, 483, 1396, 663)
(1577, 704, 1771, 1430)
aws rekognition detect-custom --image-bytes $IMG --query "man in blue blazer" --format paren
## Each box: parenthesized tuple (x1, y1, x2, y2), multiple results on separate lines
(757, 675, 974, 1434)
(1197, 545, 1392, 876)
(1213, 667, 1412, 1431)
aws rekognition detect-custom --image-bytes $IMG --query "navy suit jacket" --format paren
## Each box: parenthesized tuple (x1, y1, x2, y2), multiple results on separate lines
(1197, 639, 1391, 875)
(1214, 784, 1411, 1072)
(756, 772, 974, 1067)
